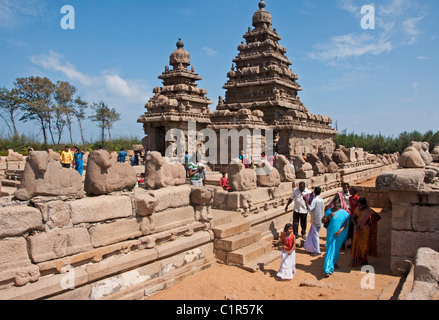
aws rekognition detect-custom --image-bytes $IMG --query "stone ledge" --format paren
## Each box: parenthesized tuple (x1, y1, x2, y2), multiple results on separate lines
(376, 169, 425, 192)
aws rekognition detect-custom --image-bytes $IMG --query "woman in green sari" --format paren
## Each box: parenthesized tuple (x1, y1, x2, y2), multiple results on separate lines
(322, 194, 350, 277)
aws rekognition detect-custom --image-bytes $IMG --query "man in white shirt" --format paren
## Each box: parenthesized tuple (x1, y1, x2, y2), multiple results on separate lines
(285, 181, 311, 240)
(303, 186, 324, 256)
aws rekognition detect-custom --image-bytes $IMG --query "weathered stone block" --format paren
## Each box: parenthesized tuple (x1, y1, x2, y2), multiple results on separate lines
(412, 205, 439, 232)
(212, 220, 251, 239)
(156, 231, 211, 259)
(413, 247, 439, 284)
(376, 169, 425, 191)
(132, 189, 158, 217)
(34, 200, 71, 229)
(346, 148, 357, 162)
(89, 219, 142, 248)
(211, 188, 228, 208)
(28, 228, 93, 263)
(190, 187, 213, 205)
(0, 237, 32, 271)
(6, 162, 19, 171)
(214, 230, 261, 252)
(392, 230, 439, 259)
(391, 204, 413, 231)
(70, 195, 133, 224)
(147, 206, 195, 234)
(149, 185, 191, 212)
(85, 248, 158, 282)
(0, 206, 44, 238)
(0, 267, 88, 300)
(248, 188, 271, 204)
(295, 170, 314, 179)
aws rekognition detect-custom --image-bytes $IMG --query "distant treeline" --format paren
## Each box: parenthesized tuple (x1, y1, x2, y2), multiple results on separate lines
(334, 130, 439, 154)
(1, 129, 438, 157)
(0, 76, 121, 148)
(0, 134, 142, 156)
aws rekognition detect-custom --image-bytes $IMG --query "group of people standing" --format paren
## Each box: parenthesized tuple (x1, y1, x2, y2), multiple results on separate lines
(60, 146, 84, 176)
(277, 182, 381, 280)
(117, 148, 142, 166)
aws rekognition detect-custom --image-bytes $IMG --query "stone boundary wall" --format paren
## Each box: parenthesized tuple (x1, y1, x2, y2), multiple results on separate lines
(356, 186, 391, 209)
(388, 189, 439, 276)
(0, 185, 215, 300)
(376, 168, 439, 277)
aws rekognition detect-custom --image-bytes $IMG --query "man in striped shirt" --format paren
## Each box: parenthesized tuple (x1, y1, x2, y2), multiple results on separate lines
(187, 161, 205, 186)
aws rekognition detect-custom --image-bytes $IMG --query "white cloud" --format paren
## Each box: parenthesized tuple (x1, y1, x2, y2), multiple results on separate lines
(309, 33, 393, 63)
(416, 56, 428, 60)
(30, 51, 150, 104)
(202, 46, 217, 56)
(31, 51, 93, 86)
(0, 0, 48, 28)
(312, 0, 429, 64)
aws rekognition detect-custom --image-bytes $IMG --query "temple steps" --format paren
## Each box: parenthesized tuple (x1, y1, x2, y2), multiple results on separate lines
(212, 211, 278, 272)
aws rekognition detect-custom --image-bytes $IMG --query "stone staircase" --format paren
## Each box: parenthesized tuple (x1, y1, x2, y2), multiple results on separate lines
(211, 211, 279, 272)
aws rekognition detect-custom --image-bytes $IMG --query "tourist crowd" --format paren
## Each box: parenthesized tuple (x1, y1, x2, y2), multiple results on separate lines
(279, 182, 381, 280)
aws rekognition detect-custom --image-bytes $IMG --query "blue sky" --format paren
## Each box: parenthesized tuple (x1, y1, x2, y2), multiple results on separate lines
(1, 0, 438, 142)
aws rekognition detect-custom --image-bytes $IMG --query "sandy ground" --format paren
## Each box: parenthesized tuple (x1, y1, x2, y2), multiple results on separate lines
(147, 205, 403, 301)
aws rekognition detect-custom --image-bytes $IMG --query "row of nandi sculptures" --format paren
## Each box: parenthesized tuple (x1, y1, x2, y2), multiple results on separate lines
(14, 149, 295, 200)
(18, 140, 434, 201)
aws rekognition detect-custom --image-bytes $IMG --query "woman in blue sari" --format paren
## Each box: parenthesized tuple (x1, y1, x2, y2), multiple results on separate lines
(73, 148, 84, 176)
(322, 194, 349, 277)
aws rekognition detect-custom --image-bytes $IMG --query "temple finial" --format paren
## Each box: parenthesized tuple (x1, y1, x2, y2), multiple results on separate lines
(259, 0, 266, 9)
(176, 38, 184, 49)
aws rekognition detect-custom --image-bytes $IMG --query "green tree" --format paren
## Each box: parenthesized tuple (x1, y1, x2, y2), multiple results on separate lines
(89, 101, 121, 147)
(54, 81, 77, 144)
(73, 96, 88, 145)
(15, 76, 56, 147)
(0, 86, 22, 137)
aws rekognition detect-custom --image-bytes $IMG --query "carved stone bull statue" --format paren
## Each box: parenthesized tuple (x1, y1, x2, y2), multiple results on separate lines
(273, 154, 295, 182)
(84, 150, 137, 195)
(228, 163, 257, 191)
(15, 151, 84, 200)
(143, 151, 186, 189)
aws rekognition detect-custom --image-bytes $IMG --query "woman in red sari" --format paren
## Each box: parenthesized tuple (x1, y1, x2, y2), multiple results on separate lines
(351, 197, 381, 267)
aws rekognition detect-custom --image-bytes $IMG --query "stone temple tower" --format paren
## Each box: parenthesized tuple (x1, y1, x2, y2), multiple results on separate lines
(211, 0, 337, 158)
(138, 39, 212, 156)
